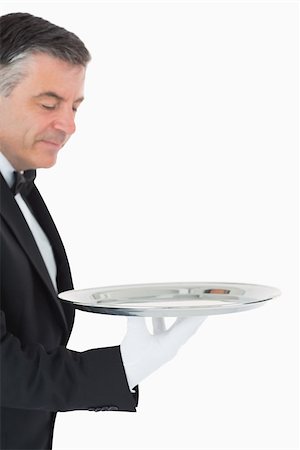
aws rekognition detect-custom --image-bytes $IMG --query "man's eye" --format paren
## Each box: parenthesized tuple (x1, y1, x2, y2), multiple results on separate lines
(42, 104, 56, 110)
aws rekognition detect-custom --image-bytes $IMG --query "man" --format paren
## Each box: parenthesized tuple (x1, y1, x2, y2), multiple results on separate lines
(0, 13, 205, 450)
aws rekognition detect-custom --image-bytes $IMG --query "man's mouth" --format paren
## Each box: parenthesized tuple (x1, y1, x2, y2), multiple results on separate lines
(37, 131, 67, 149)
(40, 140, 63, 147)
(37, 136, 67, 149)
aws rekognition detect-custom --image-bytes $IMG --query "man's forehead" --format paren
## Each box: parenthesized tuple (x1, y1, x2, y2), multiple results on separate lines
(19, 53, 86, 98)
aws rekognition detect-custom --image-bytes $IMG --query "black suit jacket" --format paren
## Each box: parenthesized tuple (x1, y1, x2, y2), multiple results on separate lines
(0, 174, 138, 450)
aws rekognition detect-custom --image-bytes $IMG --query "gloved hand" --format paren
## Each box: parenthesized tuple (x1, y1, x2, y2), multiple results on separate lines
(120, 316, 206, 390)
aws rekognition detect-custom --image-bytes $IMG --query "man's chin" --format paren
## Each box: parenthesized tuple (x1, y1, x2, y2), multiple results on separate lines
(33, 141, 63, 168)
(42, 159, 58, 169)
(37, 154, 59, 169)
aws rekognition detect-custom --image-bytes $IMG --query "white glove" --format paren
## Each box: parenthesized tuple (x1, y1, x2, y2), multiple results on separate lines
(120, 316, 206, 390)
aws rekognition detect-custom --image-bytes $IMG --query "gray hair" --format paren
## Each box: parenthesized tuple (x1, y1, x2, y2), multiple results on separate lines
(0, 12, 91, 96)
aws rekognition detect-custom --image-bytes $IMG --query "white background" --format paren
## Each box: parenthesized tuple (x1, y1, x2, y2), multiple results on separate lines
(1, 1, 299, 449)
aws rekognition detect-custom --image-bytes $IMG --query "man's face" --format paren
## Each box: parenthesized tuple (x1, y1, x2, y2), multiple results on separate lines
(0, 53, 86, 170)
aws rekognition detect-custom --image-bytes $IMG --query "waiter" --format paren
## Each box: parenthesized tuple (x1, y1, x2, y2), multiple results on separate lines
(0, 12, 206, 450)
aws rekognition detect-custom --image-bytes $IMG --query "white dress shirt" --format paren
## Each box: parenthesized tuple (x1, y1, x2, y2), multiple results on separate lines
(0, 152, 58, 291)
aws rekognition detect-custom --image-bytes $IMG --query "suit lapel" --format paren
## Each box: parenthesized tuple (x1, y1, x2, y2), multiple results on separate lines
(26, 184, 73, 294)
(0, 174, 70, 331)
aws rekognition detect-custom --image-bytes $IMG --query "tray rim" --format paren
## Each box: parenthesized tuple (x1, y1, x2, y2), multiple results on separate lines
(58, 281, 281, 317)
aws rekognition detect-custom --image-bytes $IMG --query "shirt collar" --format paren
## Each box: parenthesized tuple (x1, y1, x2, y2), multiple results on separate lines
(0, 152, 16, 189)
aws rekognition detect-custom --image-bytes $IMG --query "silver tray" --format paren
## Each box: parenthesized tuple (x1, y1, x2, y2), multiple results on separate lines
(58, 282, 281, 317)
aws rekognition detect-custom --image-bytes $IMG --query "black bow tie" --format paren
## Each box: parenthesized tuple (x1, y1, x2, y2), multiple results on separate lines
(11, 170, 36, 196)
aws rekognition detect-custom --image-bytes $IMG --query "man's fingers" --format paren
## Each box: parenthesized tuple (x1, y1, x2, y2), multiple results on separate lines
(166, 316, 207, 345)
(125, 315, 206, 345)
(152, 318, 166, 334)
(126, 317, 148, 335)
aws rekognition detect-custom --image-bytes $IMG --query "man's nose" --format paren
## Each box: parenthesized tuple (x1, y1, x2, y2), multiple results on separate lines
(53, 108, 76, 135)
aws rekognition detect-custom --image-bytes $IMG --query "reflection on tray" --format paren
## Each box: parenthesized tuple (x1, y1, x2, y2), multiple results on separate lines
(91, 286, 245, 305)
(204, 289, 231, 294)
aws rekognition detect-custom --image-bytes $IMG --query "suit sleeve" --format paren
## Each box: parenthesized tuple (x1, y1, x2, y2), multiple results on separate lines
(0, 310, 138, 412)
